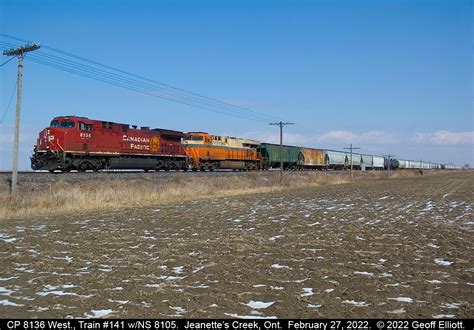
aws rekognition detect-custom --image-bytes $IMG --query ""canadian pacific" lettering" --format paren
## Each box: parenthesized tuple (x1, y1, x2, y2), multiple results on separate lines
(122, 135, 150, 143)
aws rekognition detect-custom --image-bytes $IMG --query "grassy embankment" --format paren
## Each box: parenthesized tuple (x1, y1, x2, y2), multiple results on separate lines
(0, 170, 429, 219)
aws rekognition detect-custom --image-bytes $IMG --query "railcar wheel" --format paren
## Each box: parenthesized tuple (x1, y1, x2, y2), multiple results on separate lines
(169, 163, 178, 171)
(78, 161, 91, 172)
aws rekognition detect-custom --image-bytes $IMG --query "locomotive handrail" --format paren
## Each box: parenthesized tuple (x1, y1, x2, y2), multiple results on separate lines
(56, 139, 64, 152)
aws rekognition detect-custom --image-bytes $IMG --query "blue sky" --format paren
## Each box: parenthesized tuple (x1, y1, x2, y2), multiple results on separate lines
(0, 0, 472, 170)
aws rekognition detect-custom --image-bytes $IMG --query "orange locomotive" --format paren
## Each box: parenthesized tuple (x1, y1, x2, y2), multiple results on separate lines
(183, 132, 260, 171)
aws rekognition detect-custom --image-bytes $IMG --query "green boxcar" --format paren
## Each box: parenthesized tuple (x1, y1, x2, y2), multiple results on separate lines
(258, 143, 300, 169)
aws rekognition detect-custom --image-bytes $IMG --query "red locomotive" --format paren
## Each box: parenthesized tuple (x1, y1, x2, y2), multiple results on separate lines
(31, 116, 187, 172)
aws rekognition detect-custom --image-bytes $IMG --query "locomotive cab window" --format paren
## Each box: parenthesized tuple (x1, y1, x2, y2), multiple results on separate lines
(50, 120, 75, 128)
(191, 136, 204, 141)
(78, 122, 93, 131)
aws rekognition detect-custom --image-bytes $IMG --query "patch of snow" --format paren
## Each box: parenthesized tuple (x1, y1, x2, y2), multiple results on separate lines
(145, 284, 162, 288)
(271, 264, 291, 269)
(440, 303, 461, 309)
(245, 300, 275, 309)
(354, 271, 374, 277)
(380, 272, 393, 278)
(158, 275, 185, 281)
(388, 297, 413, 303)
(86, 309, 113, 318)
(387, 308, 405, 314)
(434, 258, 453, 266)
(0, 299, 24, 307)
(421, 201, 434, 212)
(379, 196, 390, 200)
(307, 304, 322, 308)
(342, 300, 369, 307)
(433, 314, 455, 319)
(71, 220, 89, 225)
(36, 290, 78, 297)
(192, 266, 204, 274)
(0, 286, 15, 296)
(301, 288, 314, 297)
(173, 266, 184, 274)
(324, 288, 334, 293)
(170, 306, 186, 314)
(269, 235, 283, 241)
(224, 313, 277, 319)
(0, 277, 19, 281)
(426, 280, 442, 284)
(0, 233, 18, 243)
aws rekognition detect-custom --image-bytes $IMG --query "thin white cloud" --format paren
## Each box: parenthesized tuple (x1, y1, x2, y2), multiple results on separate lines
(413, 131, 474, 145)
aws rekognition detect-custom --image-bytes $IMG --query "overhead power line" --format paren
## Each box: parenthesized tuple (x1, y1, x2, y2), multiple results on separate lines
(0, 35, 284, 123)
(27, 51, 272, 122)
(0, 78, 17, 124)
(0, 41, 273, 122)
(0, 56, 15, 67)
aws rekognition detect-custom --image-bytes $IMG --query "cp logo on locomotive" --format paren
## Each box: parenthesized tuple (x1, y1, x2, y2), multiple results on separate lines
(150, 136, 160, 152)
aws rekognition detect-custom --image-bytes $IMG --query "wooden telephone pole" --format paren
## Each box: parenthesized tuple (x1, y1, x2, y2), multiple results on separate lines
(269, 121, 294, 182)
(3, 42, 41, 193)
(343, 143, 360, 179)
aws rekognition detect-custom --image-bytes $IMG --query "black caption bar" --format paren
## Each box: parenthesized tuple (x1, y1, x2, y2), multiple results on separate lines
(0, 319, 472, 330)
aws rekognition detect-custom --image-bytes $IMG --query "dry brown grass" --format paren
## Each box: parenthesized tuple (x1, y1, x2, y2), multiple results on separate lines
(0, 170, 433, 220)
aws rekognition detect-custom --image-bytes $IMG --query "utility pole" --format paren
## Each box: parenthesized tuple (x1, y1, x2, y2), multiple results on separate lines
(3, 42, 41, 193)
(269, 121, 294, 182)
(343, 143, 360, 179)
(384, 154, 395, 171)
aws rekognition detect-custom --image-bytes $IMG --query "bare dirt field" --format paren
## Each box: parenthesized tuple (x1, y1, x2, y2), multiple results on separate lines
(0, 171, 472, 318)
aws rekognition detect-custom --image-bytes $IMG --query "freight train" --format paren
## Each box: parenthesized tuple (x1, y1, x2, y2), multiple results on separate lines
(31, 116, 459, 172)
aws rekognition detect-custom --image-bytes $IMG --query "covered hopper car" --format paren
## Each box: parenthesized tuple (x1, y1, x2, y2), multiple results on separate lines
(298, 148, 327, 169)
(258, 143, 300, 170)
(326, 150, 348, 169)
